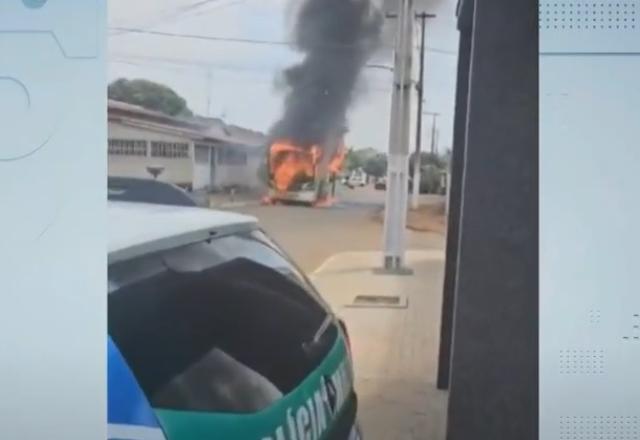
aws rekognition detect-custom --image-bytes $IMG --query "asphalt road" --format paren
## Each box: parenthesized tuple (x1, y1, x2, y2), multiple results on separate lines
(231, 185, 444, 273)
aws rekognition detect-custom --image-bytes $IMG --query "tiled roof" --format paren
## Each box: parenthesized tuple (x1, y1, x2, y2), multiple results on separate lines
(108, 100, 266, 147)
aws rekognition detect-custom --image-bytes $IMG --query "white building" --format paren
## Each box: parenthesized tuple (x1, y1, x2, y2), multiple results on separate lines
(108, 100, 266, 192)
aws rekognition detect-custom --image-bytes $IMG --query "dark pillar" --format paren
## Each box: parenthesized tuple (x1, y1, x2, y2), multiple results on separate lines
(445, 0, 538, 439)
(436, 0, 473, 391)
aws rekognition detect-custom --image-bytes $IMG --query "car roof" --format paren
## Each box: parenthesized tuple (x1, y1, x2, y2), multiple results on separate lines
(108, 201, 258, 264)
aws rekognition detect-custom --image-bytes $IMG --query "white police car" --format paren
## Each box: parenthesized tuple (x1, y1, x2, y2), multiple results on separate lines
(107, 182, 361, 440)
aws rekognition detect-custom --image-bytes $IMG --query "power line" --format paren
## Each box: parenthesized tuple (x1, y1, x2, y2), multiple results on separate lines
(110, 59, 277, 87)
(111, 52, 398, 73)
(109, 27, 290, 46)
(109, 27, 375, 50)
(148, 0, 226, 24)
(110, 0, 245, 36)
(109, 51, 401, 93)
(171, 0, 228, 15)
(110, 54, 277, 74)
(424, 47, 457, 56)
(109, 26, 457, 55)
(192, 0, 247, 15)
(109, 57, 393, 93)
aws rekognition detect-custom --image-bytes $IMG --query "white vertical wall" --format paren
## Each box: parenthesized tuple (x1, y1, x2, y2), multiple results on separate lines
(108, 122, 193, 186)
(108, 121, 265, 191)
(540, 2, 640, 438)
(211, 145, 265, 190)
(192, 144, 212, 191)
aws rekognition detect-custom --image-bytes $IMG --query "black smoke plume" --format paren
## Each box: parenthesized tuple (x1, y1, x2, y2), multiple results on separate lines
(270, 0, 383, 150)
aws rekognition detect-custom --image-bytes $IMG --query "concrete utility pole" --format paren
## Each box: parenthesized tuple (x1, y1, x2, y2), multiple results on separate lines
(411, 12, 436, 211)
(423, 111, 440, 155)
(382, 0, 413, 273)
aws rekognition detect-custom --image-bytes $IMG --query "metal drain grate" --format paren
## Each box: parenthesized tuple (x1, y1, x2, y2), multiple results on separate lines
(346, 294, 408, 309)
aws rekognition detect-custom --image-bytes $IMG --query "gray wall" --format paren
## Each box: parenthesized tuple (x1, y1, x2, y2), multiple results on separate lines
(445, 0, 538, 439)
(212, 144, 265, 191)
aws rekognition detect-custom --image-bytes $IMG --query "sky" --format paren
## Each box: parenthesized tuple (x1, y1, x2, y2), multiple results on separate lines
(108, 0, 459, 152)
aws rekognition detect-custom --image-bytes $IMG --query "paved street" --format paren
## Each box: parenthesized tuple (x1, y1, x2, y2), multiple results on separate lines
(230, 185, 445, 273)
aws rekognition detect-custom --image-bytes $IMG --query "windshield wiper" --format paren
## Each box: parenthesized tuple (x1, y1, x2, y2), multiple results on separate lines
(302, 314, 333, 357)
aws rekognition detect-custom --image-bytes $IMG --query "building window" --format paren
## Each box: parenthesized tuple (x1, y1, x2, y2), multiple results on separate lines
(108, 139, 147, 156)
(193, 144, 212, 164)
(194, 143, 214, 151)
(151, 141, 190, 159)
(218, 145, 247, 166)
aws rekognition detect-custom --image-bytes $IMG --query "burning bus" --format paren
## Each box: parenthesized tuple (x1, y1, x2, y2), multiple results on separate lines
(266, 138, 346, 206)
(263, 0, 381, 208)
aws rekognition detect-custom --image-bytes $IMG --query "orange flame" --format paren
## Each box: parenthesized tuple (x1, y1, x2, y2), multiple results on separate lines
(269, 140, 346, 193)
(269, 141, 316, 192)
(329, 143, 346, 175)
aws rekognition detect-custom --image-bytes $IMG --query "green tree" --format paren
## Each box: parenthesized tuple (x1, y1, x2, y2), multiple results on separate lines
(108, 78, 193, 117)
(409, 151, 446, 172)
(345, 147, 380, 172)
(420, 164, 443, 194)
(362, 154, 387, 178)
(345, 148, 365, 171)
(442, 148, 452, 167)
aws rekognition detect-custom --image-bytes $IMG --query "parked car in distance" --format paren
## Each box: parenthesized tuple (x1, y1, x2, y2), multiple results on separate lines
(346, 171, 367, 188)
(108, 176, 197, 207)
(107, 184, 362, 440)
(374, 177, 386, 190)
(373, 175, 439, 194)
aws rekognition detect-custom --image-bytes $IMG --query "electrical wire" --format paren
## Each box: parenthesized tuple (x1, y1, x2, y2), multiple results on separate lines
(109, 26, 457, 55)
(111, 52, 395, 73)
(110, 27, 291, 46)
(110, 57, 393, 93)
(110, 54, 279, 74)
(110, 0, 247, 36)
(192, 0, 247, 15)
(109, 27, 379, 50)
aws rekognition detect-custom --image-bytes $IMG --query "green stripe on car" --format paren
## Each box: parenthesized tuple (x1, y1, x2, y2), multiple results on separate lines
(156, 336, 352, 440)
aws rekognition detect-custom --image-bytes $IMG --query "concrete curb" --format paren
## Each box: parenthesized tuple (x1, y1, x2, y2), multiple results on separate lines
(312, 250, 446, 276)
(209, 200, 261, 209)
(312, 253, 347, 275)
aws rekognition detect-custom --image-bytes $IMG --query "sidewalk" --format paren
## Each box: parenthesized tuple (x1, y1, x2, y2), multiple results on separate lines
(311, 250, 448, 440)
